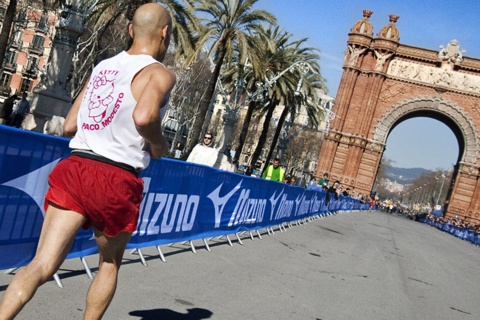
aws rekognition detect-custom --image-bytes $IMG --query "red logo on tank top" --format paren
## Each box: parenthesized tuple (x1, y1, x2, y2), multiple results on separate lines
(82, 69, 123, 131)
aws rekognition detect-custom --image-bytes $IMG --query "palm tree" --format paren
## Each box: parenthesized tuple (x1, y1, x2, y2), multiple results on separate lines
(219, 25, 281, 162)
(67, 0, 197, 96)
(262, 56, 325, 170)
(182, 0, 276, 158)
(249, 33, 325, 170)
(222, 25, 293, 168)
(96, 0, 198, 58)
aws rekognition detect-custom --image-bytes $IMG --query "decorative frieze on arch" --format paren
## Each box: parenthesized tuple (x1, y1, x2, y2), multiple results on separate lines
(373, 96, 479, 165)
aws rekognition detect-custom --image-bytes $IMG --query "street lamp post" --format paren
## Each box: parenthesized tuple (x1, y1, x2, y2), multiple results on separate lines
(422, 183, 428, 204)
(436, 174, 446, 206)
(214, 76, 248, 152)
(415, 187, 422, 203)
(264, 62, 337, 127)
(216, 59, 338, 169)
(217, 60, 322, 160)
(253, 61, 337, 165)
(254, 61, 318, 95)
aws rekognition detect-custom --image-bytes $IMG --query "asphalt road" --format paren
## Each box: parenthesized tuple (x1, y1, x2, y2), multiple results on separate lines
(1, 210, 479, 320)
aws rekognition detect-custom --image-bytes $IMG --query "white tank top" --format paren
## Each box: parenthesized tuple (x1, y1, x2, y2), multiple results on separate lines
(70, 51, 165, 169)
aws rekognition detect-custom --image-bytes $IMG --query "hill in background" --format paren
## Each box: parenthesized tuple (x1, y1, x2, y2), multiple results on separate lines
(385, 167, 431, 185)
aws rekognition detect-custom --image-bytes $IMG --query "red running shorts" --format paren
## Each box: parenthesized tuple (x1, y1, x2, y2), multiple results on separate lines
(44, 155, 144, 237)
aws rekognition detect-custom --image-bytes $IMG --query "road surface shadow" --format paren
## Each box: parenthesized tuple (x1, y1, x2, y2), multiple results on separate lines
(129, 307, 213, 320)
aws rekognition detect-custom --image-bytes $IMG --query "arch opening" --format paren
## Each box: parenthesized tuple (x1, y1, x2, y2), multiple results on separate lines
(376, 116, 460, 210)
(374, 97, 479, 166)
(386, 113, 463, 168)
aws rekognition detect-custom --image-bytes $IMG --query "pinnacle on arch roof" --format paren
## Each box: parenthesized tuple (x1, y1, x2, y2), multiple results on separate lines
(377, 15, 400, 42)
(350, 9, 374, 37)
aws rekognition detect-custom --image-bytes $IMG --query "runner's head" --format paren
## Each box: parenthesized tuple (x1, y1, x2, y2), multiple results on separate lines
(129, 3, 172, 61)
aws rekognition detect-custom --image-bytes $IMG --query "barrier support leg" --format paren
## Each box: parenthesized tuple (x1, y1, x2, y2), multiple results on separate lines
(4, 268, 18, 274)
(256, 229, 263, 240)
(137, 248, 148, 267)
(203, 238, 211, 252)
(80, 257, 93, 280)
(156, 246, 166, 263)
(225, 235, 233, 246)
(53, 273, 63, 288)
(190, 241, 197, 254)
(249, 231, 255, 240)
(235, 233, 244, 245)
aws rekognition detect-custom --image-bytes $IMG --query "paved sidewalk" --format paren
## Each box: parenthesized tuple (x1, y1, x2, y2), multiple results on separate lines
(1, 211, 479, 320)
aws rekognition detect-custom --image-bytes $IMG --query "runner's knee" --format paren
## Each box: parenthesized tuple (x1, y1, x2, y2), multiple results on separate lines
(27, 258, 60, 284)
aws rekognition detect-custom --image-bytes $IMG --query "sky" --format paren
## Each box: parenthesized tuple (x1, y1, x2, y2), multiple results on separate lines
(253, 0, 479, 170)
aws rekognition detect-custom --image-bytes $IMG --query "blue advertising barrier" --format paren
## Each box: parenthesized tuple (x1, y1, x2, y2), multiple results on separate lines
(0, 125, 369, 269)
(419, 217, 480, 246)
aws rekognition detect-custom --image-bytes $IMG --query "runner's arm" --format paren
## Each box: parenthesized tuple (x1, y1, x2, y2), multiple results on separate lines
(133, 66, 176, 159)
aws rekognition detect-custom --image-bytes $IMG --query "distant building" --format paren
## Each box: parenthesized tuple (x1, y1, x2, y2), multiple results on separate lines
(0, 1, 56, 99)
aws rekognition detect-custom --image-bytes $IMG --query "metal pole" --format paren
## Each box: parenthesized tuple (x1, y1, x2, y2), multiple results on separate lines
(436, 174, 446, 206)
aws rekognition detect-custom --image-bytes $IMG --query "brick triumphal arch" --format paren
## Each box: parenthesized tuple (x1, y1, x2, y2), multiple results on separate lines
(315, 10, 480, 223)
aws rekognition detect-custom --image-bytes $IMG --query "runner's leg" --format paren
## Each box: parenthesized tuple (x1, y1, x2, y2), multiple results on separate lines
(0, 204, 86, 320)
(83, 229, 131, 320)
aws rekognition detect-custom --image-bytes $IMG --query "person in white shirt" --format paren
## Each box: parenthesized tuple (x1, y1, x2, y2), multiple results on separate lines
(186, 132, 219, 167)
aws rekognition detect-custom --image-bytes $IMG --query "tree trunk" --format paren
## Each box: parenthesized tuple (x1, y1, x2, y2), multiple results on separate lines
(182, 45, 227, 159)
(0, 0, 17, 77)
(234, 99, 256, 161)
(264, 105, 289, 172)
(250, 99, 278, 168)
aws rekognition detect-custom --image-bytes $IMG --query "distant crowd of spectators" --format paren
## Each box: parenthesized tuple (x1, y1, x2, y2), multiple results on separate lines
(375, 200, 480, 246)
(306, 173, 375, 206)
(419, 214, 480, 245)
